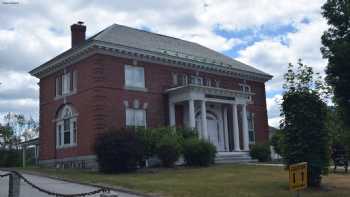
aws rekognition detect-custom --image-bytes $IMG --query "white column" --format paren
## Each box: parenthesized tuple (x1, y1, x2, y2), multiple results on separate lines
(232, 104, 241, 151)
(201, 100, 208, 140)
(223, 107, 229, 151)
(169, 102, 176, 127)
(242, 104, 250, 151)
(189, 99, 196, 129)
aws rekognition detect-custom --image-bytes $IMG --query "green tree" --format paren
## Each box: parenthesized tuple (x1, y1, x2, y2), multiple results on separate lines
(326, 106, 350, 158)
(0, 124, 14, 149)
(281, 60, 330, 187)
(321, 0, 350, 126)
(270, 129, 285, 157)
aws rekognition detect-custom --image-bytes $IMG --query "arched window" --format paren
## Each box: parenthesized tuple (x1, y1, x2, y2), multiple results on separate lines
(56, 105, 78, 148)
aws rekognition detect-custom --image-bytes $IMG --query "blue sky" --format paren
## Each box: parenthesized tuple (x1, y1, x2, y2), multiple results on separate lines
(0, 0, 328, 127)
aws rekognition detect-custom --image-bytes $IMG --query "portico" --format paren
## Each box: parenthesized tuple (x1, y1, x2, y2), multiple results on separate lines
(166, 84, 253, 152)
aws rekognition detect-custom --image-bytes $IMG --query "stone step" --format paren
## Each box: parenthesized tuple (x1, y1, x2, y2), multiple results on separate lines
(215, 156, 251, 160)
(216, 159, 258, 164)
(215, 152, 255, 164)
(216, 155, 250, 158)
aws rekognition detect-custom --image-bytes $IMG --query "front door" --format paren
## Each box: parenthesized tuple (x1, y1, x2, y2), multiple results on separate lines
(196, 112, 225, 152)
(207, 119, 220, 149)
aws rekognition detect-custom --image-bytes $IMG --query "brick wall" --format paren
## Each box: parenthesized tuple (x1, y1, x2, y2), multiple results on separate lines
(39, 53, 269, 161)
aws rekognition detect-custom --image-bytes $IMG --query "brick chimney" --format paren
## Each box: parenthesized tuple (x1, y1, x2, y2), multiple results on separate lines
(70, 21, 86, 48)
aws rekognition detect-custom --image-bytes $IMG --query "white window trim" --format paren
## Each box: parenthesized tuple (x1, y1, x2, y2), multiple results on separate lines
(172, 72, 178, 86)
(189, 75, 203, 85)
(56, 117, 77, 149)
(239, 84, 251, 92)
(125, 108, 147, 128)
(248, 112, 255, 144)
(62, 73, 70, 95)
(55, 71, 78, 99)
(239, 83, 252, 102)
(214, 80, 221, 88)
(56, 105, 78, 149)
(124, 65, 147, 91)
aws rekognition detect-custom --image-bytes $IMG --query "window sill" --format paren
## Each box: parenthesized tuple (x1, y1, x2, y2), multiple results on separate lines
(54, 90, 77, 100)
(124, 86, 148, 92)
(56, 143, 77, 149)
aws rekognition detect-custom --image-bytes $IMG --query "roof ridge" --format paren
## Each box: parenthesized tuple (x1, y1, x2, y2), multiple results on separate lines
(109, 23, 200, 44)
(104, 24, 238, 62)
(89, 23, 272, 78)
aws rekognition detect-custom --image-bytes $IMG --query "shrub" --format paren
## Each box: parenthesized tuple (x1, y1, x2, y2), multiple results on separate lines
(270, 129, 285, 157)
(95, 128, 144, 173)
(136, 127, 185, 160)
(156, 134, 182, 167)
(281, 61, 330, 187)
(183, 138, 216, 166)
(136, 127, 160, 160)
(0, 149, 21, 167)
(176, 127, 198, 140)
(250, 144, 271, 162)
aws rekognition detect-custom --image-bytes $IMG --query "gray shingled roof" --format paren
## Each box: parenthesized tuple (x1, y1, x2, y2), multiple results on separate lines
(91, 24, 271, 77)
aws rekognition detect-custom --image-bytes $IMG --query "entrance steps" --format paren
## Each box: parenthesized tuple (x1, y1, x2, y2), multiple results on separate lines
(215, 151, 257, 164)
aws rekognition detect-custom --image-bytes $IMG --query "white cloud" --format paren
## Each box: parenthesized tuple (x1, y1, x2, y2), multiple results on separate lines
(0, 0, 329, 125)
(0, 69, 38, 99)
(0, 69, 39, 122)
(237, 16, 328, 122)
(266, 94, 282, 127)
(237, 16, 328, 126)
(198, 0, 325, 31)
(269, 117, 282, 128)
(0, 98, 37, 110)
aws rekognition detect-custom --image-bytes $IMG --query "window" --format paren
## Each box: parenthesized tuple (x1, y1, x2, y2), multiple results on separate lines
(55, 71, 77, 97)
(126, 108, 146, 127)
(56, 105, 77, 148)
(189, 75, 203, 85)
(239, 84, 251, 92)
(63, 119, 70, 144)
(239, 84, 252, 101)
(205, 78, 212, 86)
(214, 80, 220, 88)
(178, 74, 188, 85)
(57, 124, 62, 146)
(125, 65, 145, 88)
(247, 112, 255, 144)
(172, 73, 178, 86)
(172, 73, 190, 86)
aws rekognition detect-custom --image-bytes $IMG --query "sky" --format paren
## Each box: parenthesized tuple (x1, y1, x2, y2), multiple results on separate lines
(0, 0, 328, 127)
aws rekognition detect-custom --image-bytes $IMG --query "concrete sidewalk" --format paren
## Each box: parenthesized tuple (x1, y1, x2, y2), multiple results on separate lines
(0, 170, 141, 197)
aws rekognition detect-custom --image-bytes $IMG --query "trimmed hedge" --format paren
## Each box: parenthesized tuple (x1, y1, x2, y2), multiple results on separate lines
(156, 134, 182, 167)
(95, 127, 214, 171)
(0, 149, 21, 167)
(183, 138, 216, 166)
(95, 128, 144, 173)
(175, 127, 198, 140)
(249, 144, 271, 162)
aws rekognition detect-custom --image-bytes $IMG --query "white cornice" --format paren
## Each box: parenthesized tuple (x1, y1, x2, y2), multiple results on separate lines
(30, 40, 273, 82)
(166, 84, 254, 98)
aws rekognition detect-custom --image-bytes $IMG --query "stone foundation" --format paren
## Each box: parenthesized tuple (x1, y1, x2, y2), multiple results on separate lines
(39, 155, 98, 170)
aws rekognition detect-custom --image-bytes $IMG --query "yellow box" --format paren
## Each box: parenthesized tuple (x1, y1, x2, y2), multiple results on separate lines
(289, 162, 308, 191)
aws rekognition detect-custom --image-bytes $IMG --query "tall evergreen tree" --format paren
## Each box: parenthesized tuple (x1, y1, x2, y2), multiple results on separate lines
(321, 0, 350, 125)
(281, 60, 330, 187)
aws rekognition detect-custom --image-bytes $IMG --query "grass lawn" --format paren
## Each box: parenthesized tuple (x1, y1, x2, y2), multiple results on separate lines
(18, 164, 350, 197)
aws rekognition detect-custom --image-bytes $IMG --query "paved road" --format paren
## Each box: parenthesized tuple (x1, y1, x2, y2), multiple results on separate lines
(0, 171, 140, 197)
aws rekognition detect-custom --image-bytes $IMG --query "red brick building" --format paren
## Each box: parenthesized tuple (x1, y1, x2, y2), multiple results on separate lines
(30, 22, 272, 168)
